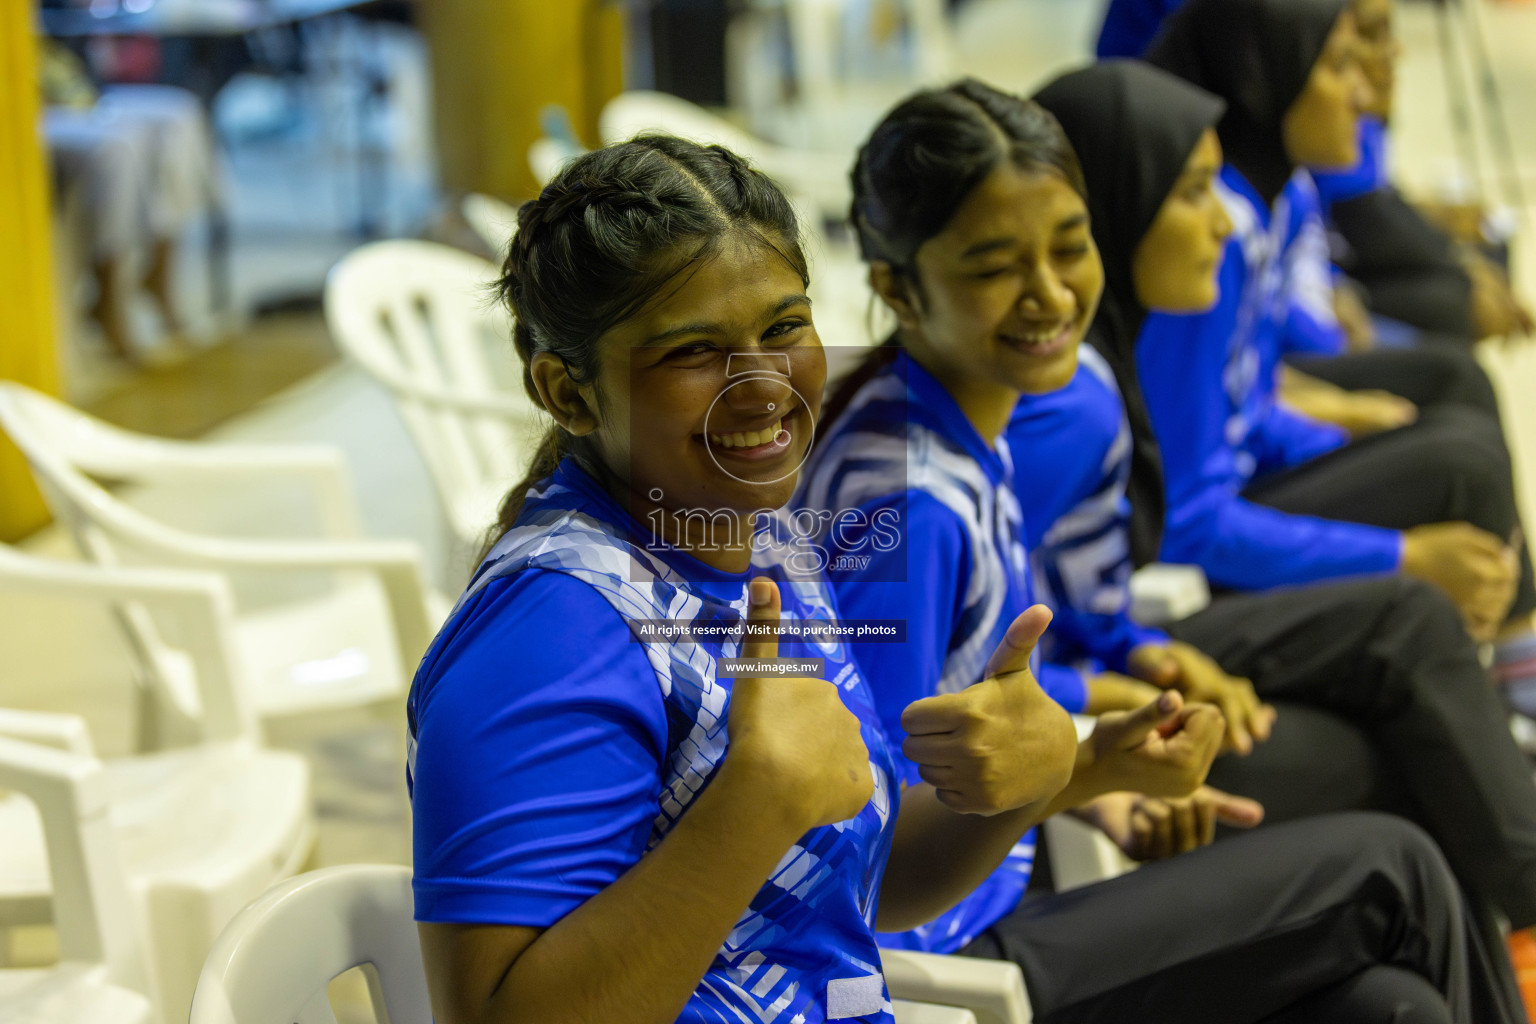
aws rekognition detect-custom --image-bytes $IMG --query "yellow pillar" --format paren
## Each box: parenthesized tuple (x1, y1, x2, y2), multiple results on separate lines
(420, 0, 624, 202)
(0, 8, 59, 541)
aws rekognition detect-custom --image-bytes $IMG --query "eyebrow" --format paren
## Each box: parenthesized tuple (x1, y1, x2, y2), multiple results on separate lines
(958, 213, 1090, 259)
(639, 293, 811, 346)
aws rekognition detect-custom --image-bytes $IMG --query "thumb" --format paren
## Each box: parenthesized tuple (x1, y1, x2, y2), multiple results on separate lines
(741, 577, 781, 662)
(1103, 690, 1183, 752)
(981, 604, 1054, 680)
(1205, 786, 1265, 828)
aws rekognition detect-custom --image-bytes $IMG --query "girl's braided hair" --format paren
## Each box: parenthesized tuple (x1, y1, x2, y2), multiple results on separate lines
(485, 134, 809, 555)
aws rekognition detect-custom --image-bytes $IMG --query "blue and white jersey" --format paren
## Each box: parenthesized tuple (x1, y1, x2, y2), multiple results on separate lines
(1277, 171, 1349, 358)
(1008, 346, 1169, 676)
(795, 351, 1076, 955)
(1136, 164, 1402, 590)
(409, 459, 901, 1024)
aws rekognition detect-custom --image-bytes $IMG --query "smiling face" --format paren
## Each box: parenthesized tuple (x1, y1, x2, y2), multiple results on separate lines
(1281, 11, 1370, 170)
(585, 230, 825, 522)
(885, 162, 1103, 416)
(1132, 128, 1234, 312)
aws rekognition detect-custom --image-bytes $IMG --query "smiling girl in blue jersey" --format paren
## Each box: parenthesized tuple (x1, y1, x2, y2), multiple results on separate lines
(406, 134, 1110, 1024)
(793, 77, 1510, 1024)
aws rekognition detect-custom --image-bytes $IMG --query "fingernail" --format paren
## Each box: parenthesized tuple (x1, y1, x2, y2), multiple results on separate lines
(750, 579, 773, 607)
(1157, 691, 1177, 712)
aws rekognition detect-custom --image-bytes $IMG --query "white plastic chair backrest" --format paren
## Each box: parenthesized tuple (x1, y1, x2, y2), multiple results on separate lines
(528, 136, 585, 188)
(325, 240, 541, 544)
(0, 736, 157, 1003)
(0, 383, 235, 748)
(0, 542, 256, 745)
(189, 864, 429, 1024)
(461, 192, 521, 256)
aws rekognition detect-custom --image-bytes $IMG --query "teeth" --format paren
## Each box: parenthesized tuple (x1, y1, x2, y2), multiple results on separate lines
(1016, 325, 1066, 345)
(710, 418, 783, 449)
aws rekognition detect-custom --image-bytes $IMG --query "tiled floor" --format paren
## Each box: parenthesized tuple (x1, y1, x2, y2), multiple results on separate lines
(2, 0, 1534, 1014)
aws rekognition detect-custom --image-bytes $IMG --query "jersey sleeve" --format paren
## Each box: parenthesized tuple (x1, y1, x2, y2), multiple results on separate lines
(1160, 486, 1404, 590)
(410, 569, 669, 926)
(1248, 402, 1350, 475)
(825, 491, 970, 786)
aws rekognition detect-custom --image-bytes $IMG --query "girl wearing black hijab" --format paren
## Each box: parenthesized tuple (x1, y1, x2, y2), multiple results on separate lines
(1025, 62, 1536, 1016)
(1132, 0, 1536, 653)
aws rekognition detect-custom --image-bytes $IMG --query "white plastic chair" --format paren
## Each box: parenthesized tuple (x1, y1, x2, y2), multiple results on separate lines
(325, 240, 546, 549)
(0, 737, 157, 1024)
(189, 864, 424, 1024)
(1042, 717, 1140, 893)
(1127, 563, 1211, 626)
(461, 192, 521, 257)
(528, 136, 585, 188)
(0, 382, 439, 735)
(0, 545, 317, 1024)
(885, 950, 1030, 1024)
(189, 865, 1023, 1024)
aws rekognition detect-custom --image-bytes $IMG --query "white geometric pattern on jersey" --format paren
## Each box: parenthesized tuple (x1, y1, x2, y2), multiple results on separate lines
(797, 358, 1037, 954)
(450, 475, 894, 1023)
(1216, 173, 1290, 484)
(798, 375, 1028, 696)
(1284, 172, 1342, 332)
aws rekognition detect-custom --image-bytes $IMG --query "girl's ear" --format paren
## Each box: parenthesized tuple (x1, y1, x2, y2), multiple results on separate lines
(530, 351, 598, 436)
(869, 261, 924, 329)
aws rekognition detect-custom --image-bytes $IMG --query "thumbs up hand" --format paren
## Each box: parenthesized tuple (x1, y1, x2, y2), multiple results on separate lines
(899, 606, 1078, 816)
(725, 578, 874, 833)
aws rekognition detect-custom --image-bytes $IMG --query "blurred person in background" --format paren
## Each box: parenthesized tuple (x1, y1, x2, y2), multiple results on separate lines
(41, 38, 216, 362)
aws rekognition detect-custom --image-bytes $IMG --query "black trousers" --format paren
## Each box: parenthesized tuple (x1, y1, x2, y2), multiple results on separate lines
(1247, 349, 1536, 620)
(1286, 347, 1501, 418)
(1173, 577, 1536, 932)
(1330, 189, 1476, 343)
(959, 813, 1512, 1024)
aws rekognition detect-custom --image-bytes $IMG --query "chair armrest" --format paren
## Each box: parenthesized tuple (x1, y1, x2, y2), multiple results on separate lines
(0, 709, 95, 757)
(0, 552, 262, 742)
(881, 949, 1031, 1024)
(160, 535, 437, 671)
(892, 1000, 979, 1024)
(74, 439, 365, 538)
(356, 363, 542, 420)
(0, 737, 152, 990)
(1128, 563, 1210, 626)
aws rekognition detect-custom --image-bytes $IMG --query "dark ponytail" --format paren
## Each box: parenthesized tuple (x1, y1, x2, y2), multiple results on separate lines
(484, 135, 809, 557)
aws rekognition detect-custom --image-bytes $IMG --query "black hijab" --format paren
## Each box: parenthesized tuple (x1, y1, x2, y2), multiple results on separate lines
(1146, 0, 1348, 204)
(1033, 60, 1225, 567)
